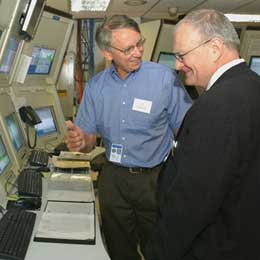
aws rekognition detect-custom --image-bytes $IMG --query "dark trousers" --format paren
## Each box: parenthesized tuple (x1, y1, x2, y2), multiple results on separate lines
(98, 161, 161, 260)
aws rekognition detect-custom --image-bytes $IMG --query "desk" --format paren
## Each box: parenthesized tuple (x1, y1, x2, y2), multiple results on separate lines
(25, 176, 110, 260)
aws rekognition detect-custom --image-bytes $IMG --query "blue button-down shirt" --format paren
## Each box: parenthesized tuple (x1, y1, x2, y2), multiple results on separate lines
(76, 61, 192, 167)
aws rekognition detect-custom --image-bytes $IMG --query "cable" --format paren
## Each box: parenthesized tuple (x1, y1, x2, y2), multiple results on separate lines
(5, 172, 17, 197)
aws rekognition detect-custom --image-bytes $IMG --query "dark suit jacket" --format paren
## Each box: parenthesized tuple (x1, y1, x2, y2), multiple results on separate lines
(145, 62, 260, 260)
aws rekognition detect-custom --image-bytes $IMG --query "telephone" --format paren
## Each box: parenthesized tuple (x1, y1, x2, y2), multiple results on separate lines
(19, 106, 41, 126)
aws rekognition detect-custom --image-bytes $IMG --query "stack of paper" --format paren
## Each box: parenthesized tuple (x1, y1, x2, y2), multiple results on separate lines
(58, 147, 105, 162)
(52, 156, 90, 169)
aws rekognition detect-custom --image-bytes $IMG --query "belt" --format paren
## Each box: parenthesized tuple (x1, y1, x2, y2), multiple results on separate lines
(111, 162, 163, 174)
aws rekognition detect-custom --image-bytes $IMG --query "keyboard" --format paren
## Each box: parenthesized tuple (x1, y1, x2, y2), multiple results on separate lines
(17, 169, 42, 197)
(28, 150, 49, 167)
(0, 208, 36, 260)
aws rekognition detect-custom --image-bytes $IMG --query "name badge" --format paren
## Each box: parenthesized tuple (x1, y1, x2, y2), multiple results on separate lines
(132, 98, 152, 114)
(109, 144, 123, 163)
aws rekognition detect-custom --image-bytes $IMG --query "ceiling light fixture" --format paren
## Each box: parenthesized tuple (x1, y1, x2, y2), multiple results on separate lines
(124, 0, 147, 6)
(168, 7, 178, 16)
(225, 13, 260, 22)
(71, 0, 110, 12)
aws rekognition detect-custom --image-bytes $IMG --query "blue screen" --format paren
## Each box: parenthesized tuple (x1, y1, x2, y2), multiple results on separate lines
(0, 136, 10, 175)
(157, 52, 176, 70)
(34, 107, 57, 137)
(28, 47, 55, 74)
(5, 113, 25, 152)
(249, 56, 260, 76)
(0, 37, 19, 73)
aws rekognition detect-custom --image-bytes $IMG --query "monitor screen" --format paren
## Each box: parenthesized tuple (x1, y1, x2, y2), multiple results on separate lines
(0, 135, 10, 175)
(249, 56, 260, 76)
(5, 113, 25, 152)
(157, 51, 176, 70)
(34, 106, 57, 137)
(28, 47, 55, 74)
(0, 37, 19, 73)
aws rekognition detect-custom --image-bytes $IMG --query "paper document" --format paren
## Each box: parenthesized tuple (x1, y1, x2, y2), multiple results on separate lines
(52, 156, 90, 169)
(58, 147, 105, 161)
(35, 201, 95, 244)
(15, 54, 32, 83)
(47, 172, 95, 202)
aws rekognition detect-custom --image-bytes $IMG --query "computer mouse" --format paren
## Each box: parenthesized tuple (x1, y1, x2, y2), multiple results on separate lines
(14, 198, 41, 210)
(38, 166, 50, 172)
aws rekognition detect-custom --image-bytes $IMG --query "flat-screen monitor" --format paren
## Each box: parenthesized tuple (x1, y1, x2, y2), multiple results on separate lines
(0, 37, 19, 73)
(249, 56, 260, 76)
(157, 51, 176, 70)
(5, 113, 25, 152)
(28, 46, 55, 75)
(0, 135, 10, 176)
(34, 106, 58, 137)
(0, 93, 28, 168)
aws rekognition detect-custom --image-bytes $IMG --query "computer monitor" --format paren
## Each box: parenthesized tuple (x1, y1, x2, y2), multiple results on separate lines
(249, 56, 260, 76)
(34, 106, 58, 138)
(0, 135, 11, 176)
(2, 112, 28, 168)
(28, 46, 55, 75)
(0, 134, 17, 196)
(0, 92, 28, 168)
(157, 51, 176, 70)
(0, 37, 19, 73)
(5, 113, 26, 154)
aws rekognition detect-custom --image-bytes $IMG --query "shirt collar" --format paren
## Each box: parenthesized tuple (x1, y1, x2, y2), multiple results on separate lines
(207, 58, 245, 90)
(109, 61, 142, 80)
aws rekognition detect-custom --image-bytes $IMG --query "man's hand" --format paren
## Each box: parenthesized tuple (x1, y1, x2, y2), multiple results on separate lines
(64, 120, 86, 152)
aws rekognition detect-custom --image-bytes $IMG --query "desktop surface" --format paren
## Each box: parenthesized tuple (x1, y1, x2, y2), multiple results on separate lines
(25, 170, 110, 260)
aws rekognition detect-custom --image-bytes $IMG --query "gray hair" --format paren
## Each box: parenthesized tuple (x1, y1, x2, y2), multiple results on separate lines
(175, 9, 240, 51)
(95, 15, 141, 51)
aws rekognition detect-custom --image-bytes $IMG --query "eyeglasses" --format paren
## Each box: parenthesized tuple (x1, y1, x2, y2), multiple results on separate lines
(110, 37, 146, 56)
(173, 39, 212, 62)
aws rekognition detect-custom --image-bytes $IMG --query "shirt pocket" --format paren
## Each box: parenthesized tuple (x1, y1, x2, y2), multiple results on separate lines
(128, 107, 166, 130)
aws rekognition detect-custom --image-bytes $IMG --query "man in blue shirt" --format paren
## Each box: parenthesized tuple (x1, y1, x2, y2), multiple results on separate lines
(65, 15, 192, 260)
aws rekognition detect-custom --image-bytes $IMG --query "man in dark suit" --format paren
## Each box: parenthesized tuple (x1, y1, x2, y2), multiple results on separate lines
(145, 9, 260, 260)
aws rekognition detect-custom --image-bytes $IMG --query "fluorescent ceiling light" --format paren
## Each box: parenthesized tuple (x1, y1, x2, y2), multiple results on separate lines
(124, 0, 147, 6)
(71, 0, 110, 11)
(225, 14, 260, 22)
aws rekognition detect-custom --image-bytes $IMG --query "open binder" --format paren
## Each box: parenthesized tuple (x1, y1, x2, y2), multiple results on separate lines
(34, 201, 96, 244)
(47, 172, 95, 202)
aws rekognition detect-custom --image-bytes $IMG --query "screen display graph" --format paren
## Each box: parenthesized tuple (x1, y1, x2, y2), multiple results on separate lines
(0, 136, 10, 175)
(5, 113, 25, 152)
(28, 47, 55, 74)
(0, 37, 19, 73)
(34, 106, 57, 137)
